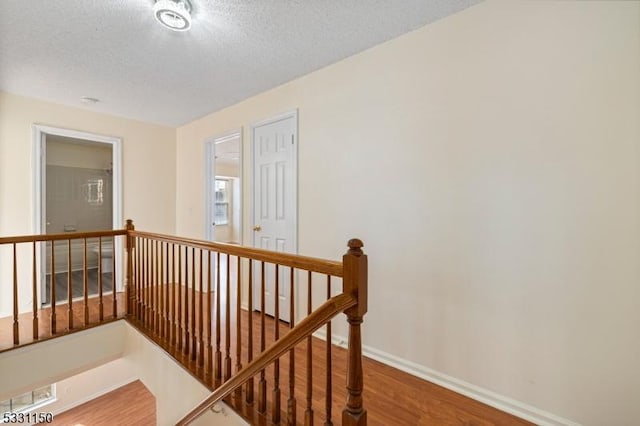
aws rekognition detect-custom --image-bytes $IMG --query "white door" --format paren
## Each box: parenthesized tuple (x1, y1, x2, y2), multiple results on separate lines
(252, 112, 297, 323)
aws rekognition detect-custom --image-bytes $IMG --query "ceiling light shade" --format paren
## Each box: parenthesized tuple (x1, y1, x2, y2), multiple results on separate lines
(153, 0, 192, 32)
(80, 96, 99, 104)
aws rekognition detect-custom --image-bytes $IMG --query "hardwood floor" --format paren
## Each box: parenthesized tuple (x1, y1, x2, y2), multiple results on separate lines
(0, 292, 126, 353)
(44, 270, 114, 304)
(129, 305, 532, 426)
(50, 380, 155, 426)
(2, 290, 531, 425)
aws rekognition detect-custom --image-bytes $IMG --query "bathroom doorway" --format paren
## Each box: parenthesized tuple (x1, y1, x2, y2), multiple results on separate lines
(33, 125, 122, 306)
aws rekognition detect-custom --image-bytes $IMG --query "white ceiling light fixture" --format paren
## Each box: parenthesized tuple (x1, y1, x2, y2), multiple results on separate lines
(153, 0, 192, 32)
(80, 96, 99, 105)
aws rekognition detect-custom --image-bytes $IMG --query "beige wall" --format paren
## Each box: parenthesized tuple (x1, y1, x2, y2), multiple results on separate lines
(121, 322, 245, 425)
(0, 91, 176, 235)
(0, 321, 127, 401)
(176, 1, 640, 424)
(216, 161, 240, 178)
(46, 138, 112, 169)
(0, 92, 176, 317)
(45, 358, 138, 417)
(0, 322, 245, 426)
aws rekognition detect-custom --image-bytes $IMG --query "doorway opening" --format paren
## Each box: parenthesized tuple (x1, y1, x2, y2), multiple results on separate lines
(205, 130, 243, 244)
(33, 125, 122, 306)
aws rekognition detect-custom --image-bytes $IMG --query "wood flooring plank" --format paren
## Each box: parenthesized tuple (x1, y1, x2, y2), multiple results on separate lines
(0, 293, 126, 353)
(129, 299, 533, 426)
(50, 380, 155, 426)
(1, 284, 532, 425)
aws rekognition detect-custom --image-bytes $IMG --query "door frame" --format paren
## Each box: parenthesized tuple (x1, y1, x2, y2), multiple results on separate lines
(32, 124, 123, 303)
(204, 128, 243, 242)
(250, 110, 299, 319)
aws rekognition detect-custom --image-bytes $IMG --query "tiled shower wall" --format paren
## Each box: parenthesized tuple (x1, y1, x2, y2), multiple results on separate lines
(45, 166, 113, 271)
(46, 165, 112, 233)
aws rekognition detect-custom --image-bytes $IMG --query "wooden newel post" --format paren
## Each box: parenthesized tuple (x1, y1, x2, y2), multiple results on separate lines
(342, 238, 368, 426)
(125, 219, 135, 317)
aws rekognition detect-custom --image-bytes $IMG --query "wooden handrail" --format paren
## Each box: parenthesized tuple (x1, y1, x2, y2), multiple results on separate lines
(129, 230, 344, 277)
(0, 229, 126, 245)
(1, 221, 368, 424)
(1, 226, 128, 351)
(175, 292, 357, 426)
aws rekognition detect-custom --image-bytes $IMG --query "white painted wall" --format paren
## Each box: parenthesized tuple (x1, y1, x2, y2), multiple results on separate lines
(175, 1, 640, 424)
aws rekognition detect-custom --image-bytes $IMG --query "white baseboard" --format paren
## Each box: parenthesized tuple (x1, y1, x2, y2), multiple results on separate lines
(313, 330, 578, 426)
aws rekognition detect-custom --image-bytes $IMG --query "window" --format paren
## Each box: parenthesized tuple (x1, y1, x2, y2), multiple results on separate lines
(214, 179, 229, 225)
(0, 384, 55, 415)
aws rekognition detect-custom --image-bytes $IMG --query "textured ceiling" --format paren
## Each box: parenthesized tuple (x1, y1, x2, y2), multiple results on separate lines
(0, 0, 482, 127)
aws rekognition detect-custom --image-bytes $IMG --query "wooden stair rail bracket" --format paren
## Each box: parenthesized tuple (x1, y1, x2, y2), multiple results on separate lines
(342, 238, 368, 426)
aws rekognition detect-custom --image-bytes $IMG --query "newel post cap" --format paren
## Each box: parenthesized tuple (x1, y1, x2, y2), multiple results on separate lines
(347, 238, 364, 256)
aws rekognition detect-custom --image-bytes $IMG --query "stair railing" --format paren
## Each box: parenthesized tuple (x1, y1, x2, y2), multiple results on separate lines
(124, 221, 368, 426)
(175, 292, 357, 425)
(1, 220, 368, 425)
(0, 228, 127, 352)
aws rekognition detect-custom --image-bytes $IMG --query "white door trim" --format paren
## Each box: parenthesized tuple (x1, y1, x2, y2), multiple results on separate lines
(250, 109, 298, 254)
(32, 124, 124, 303)
(204, 128, 243, 242)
